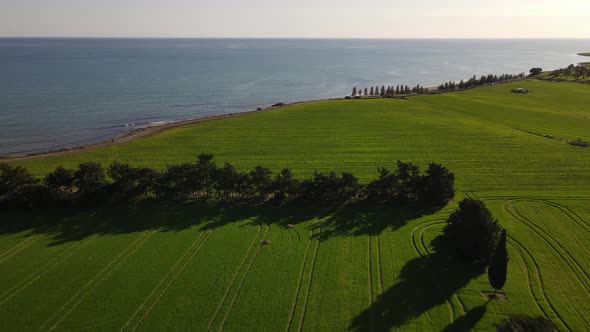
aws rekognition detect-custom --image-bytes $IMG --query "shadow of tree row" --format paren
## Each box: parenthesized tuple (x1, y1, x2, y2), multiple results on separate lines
(1, 203, 489, 330)
(0, 202, 439, 246)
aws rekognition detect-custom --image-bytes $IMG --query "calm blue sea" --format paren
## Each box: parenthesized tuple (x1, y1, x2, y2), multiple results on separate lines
(1, 38, 589, 155)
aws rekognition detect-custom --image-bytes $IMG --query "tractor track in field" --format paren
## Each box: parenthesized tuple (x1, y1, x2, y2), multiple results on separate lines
(0, 236, 41, 265)
(410, 220, 457, 323)
(368, 234, 385, 331)
(479, 195, 590, 296)
(216, 225, 273, 331)
(0, 237, 93, 307)
(121, 230, 213, 332)
(502, 201, 590, 295)
(206, 225, 267, 332)
(43, 231, 156, 332)
(296, 226, 322, 332)
(478, 195, 588, 330)
(286, 228, 316, 332)
(506, 235, 572, 331)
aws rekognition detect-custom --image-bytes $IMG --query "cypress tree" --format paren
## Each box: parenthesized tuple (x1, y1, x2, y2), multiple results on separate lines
(352, 87, 357, 96)
(370, 87, 374, 95)
(488, 229, 508, 294)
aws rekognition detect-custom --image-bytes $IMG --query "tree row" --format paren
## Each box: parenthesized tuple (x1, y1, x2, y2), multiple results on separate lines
(0, 155, 454, 208)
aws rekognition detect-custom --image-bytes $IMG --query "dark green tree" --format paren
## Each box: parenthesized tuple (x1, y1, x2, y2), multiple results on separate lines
(352, 87, 357, 96)
(364, 87, 368, 96)
(44, 166, 75, 201)
(438, 199, 501, 264)
(488, 229, 508, 293)
(74, 162, 107, 199)
(529, 67, 543, 76)
(249, 166, 273, 199)
(370, 86, 374, 95)
(271, 168, 300, 202)
(420, 163, 455, 205)
(195, 153, 217, 198)
(0, 163, 39, 204)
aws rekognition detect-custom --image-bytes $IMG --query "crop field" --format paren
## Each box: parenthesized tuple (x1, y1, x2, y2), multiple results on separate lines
(1, 80, 590, 331)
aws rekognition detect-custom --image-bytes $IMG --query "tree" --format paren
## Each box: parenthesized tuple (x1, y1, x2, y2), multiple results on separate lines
(216, 162, 242, 199)
(396, 85, 400, 94)
(44, 166, 75, 201)
(370, 87, 374, 95)
(393, 160, 420, 201)
(367, 167, 396, 202)
(529, 67, 543, 76)
(420, 163, 455, 206)
(195, 153, 217, 198)
(74, 162, 107, 200)
(156, 163, 197, 199)
(495, 315, 556, 332)
(438, 199, 501, 264)
(488, 229, 508, 294)
(0, 163, 39, 205)
(108, 162, 138, 196)
(108, 162, 158, 200)
(271, 168, 300, 203)
(364, 87, 368, 96)
(352, 87, 357, 96)
(380, 86, 386, 97)
(249, 166, 273, 199)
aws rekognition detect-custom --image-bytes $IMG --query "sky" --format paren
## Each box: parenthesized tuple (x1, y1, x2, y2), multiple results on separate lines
(1, 0, 589, 38)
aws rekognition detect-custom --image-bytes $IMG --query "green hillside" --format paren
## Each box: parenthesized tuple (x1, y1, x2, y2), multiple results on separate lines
(1, 80, 589, 331)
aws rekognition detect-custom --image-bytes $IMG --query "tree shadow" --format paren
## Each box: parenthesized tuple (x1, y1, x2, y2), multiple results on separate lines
(350, 250, 484, 331)
(314, 202, 440, 239)
(442, 304, 488, 332)
(0, 202, 442, 246)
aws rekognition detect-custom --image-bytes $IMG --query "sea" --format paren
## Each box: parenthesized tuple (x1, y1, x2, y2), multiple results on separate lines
(1, 38, 589, 156)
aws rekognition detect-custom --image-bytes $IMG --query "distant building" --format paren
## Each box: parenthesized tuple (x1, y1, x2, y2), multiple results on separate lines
(511, 88, 529, 93)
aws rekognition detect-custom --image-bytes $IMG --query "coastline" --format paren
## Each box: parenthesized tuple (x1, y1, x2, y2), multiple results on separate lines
(0, 98, 338, 162)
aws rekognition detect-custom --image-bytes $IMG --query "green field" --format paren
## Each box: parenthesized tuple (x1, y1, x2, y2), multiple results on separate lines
(1, 80, 590, 331)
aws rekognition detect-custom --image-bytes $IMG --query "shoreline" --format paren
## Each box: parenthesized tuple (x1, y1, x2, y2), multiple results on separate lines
(0, 99, 338, 162)
(0, 77, 558, 163)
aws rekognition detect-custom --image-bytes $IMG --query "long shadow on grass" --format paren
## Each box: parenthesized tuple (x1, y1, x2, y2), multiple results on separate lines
(350, 250, 484, 331)
(0, 202, 441, 246)
(441, 304, 488, 332)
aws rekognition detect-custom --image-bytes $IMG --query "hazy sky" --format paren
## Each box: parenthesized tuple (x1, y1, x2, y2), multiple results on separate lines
(1, 0, 589, 38)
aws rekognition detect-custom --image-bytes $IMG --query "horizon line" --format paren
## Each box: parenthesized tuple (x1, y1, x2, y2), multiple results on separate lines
(1, 36, 590, 40)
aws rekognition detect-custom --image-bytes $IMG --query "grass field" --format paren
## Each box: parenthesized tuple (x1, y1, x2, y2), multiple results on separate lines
(1, 80, 589, 331)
